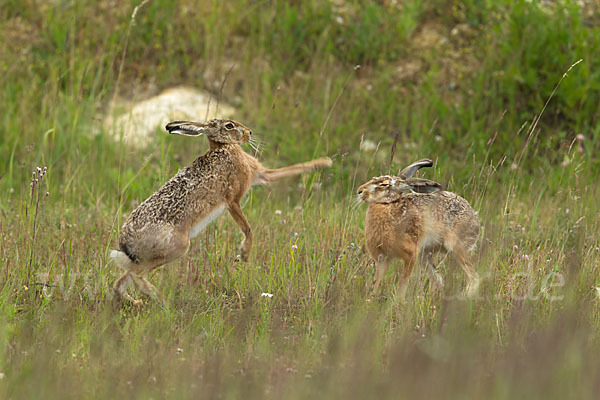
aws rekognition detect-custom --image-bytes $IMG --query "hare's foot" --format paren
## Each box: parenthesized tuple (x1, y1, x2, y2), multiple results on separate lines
(130, 273, 168, 307)
(234, 240, 251, 262)
(234, 252, 248, 263)
(395, 282, 409, 304)
(452, 247, 479, 299)
(113, 272, 153, 308)
(239, 238, 251, 262)
(425, 253, 444, 292)
(111, 289, 143, 308)
(112, 272, 141, 306)
(235, 253, 249, 262)
(130, 297, 144, 307)
(369, 285, 378, 299)
(463, 276, 480, 299)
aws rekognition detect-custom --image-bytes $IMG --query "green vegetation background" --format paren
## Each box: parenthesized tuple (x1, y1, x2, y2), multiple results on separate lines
(0, 0, 599, 398)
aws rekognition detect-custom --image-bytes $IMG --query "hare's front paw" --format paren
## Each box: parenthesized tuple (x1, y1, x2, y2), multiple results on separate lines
(132, 298, 144, 307)
(235, 253, 249, 262)
(237, 238, 251, 262)
(234, 250, 249, 262)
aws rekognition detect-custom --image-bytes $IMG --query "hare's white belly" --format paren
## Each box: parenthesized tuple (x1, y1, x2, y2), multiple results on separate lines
(419, 217, 443, 251)
(419, 231, 442, 252)
(189, 205, 225, 238)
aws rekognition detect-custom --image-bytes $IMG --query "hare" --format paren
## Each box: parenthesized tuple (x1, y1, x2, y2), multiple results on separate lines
(110, 119, 332, 305)
(357, 159, 480, 300)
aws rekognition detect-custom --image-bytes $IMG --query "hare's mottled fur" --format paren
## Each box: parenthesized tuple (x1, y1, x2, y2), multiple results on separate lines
(110, 119, 332, 305)
(358, 159, 480, 300)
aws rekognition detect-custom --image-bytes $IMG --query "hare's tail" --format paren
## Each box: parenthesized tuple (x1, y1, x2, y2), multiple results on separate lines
(110, 250, 135, 271)
(255, 157, 332, 184)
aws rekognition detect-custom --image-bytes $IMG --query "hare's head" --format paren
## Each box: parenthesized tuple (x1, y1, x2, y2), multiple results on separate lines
(358, 176, 404, 204)
(358, 159, 442, 203)
(165, 119, 252, 144)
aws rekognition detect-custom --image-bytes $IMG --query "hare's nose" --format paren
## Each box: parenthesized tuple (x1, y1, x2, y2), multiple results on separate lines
(358, 189, 364, 195)
(248, 130, 252, 136)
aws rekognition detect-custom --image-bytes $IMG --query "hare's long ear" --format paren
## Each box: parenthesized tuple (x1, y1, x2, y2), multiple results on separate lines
(398, 159, 433, 179)
(406, 178, 443, 193)
(165, 121, 209, 136)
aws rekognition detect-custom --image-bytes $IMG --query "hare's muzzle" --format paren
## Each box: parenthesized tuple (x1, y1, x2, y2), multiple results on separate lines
(357, 187, 369, 202)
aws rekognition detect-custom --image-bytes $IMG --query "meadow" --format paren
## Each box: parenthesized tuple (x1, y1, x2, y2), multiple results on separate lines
(1, 0, 600, 398)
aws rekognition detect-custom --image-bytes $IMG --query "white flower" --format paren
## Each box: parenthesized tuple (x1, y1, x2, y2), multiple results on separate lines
(275, 210, 282, 215)
(291, 244, 298, 250)
(261, 293, 273, 298)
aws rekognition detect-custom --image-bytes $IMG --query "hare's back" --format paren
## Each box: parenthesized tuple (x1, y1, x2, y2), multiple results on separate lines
(436, 191, 477, 220)
(124, 152, 233, 231)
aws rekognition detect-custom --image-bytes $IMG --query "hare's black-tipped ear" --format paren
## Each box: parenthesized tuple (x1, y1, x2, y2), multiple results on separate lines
(398, 159, 433, 179)
(165, 121, 207, 136)
(406, 178, 443, 193)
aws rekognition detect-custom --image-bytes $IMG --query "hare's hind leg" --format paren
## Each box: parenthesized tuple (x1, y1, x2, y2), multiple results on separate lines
(113, 230, 190, 305)
(129, 232, 190, 304)
(110, 250, 143, 305)
(424, 251, 444, 292)
(112, 272, 144, 306)
(227, 202, 253, 262)
(129, 270, 168, 306)
(451, 245, 480, 298)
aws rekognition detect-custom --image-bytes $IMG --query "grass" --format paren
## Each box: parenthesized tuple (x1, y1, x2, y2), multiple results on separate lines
(1, 0, 600, 398)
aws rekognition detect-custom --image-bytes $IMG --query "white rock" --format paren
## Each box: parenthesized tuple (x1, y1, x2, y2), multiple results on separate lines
(103, 87, 235, 148)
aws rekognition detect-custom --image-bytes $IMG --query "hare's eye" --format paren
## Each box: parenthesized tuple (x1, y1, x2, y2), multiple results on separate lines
(224, 123, 235, 130)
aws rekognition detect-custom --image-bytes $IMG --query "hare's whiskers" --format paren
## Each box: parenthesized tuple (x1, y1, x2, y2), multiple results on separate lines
(250, 137, 263, 148)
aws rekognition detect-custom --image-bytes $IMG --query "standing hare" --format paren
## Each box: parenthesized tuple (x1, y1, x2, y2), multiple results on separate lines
(357, 159, 480, 300)
(110, 119, 332, 305)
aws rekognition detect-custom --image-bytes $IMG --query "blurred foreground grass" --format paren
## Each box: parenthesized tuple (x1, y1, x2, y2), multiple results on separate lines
(1, 0, 600, 398)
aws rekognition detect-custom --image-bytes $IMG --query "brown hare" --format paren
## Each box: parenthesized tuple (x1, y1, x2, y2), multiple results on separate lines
(110, 119, 332, 305)
(357, 159, 480, 300)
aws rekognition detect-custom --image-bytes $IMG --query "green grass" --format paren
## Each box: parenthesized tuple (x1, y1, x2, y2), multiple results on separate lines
(1, 0, 600, 398)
